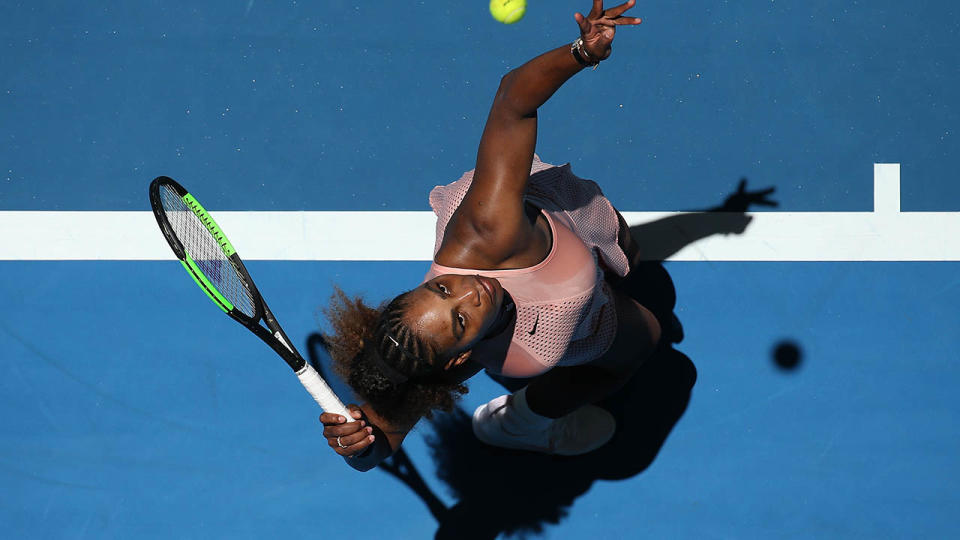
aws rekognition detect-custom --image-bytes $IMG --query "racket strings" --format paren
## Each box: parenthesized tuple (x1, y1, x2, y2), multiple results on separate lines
(159, 184, 256, 318)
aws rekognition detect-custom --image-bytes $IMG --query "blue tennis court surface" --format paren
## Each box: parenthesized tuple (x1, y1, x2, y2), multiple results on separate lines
(3, 1, 959, 538)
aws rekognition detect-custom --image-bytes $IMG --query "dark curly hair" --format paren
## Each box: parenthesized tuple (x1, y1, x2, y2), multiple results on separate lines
(323, 286, 468, 427)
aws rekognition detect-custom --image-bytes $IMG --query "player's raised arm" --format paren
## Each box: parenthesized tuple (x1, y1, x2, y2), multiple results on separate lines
(452, 1, 642, 241)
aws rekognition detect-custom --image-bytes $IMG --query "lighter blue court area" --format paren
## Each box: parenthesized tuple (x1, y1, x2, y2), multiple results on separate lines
(2, 1, 959, 539)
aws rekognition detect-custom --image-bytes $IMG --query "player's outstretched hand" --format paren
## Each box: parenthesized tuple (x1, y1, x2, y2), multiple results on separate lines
(320, 405, 374, 458)
(575, 0, 643, 62)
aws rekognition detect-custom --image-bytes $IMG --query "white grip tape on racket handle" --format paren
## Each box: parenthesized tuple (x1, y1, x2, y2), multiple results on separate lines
(296, 364, 356, 422)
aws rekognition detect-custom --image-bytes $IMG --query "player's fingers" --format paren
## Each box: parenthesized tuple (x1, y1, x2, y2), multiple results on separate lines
(574, 12, 590, 33)
(605, 0, 635, 18)
(612, 16, 642, 25)
(319, 412, 349, 425)
(319, 414, 366, 432)
(327, 430, 370, 452)
(320, 405, 365, 425)
(346, 404, 364, 420)
(320, 413, 366, 436)
(344, 433, 376, 456)
(334, 426, 374, 448)
(322, 419, 366, 439)
(331, 431, 375, 456)
(588, 0, 604, 18)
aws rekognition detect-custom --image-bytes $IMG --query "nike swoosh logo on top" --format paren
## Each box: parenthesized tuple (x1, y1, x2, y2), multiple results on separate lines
(528, 313, 539, 336)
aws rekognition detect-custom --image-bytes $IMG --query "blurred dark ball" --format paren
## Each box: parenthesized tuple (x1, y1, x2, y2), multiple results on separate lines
(772, 340, 802, 371)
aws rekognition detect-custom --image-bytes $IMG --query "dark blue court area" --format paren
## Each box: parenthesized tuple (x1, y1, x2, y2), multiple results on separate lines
(2, 1, 959, 538)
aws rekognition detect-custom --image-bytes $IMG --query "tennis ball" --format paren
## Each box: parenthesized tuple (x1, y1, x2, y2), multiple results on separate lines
(490, 0, 526, 25)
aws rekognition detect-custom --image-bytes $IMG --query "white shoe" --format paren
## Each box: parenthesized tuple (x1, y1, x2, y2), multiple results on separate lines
(472, 394, 616, 456)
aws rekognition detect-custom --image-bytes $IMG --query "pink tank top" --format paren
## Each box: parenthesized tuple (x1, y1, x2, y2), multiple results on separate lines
(423, 156, 630, 378)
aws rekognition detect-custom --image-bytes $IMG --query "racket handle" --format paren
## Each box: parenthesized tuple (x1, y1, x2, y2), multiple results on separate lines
(296, 364, 356, 422)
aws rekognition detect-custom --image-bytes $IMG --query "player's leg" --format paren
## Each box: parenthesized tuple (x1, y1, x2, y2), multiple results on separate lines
(523, 290, 661, 418)
(472, 289, 661, 454)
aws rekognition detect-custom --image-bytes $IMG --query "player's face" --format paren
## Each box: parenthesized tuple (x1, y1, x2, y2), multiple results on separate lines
(403, 274, 505, 366)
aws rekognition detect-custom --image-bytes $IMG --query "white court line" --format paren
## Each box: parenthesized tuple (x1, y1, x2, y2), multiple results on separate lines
(874, 163, 900, 214)
(1, 164, 957, 261)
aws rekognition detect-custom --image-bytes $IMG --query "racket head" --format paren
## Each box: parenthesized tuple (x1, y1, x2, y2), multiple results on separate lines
(149, 176, 261, 324)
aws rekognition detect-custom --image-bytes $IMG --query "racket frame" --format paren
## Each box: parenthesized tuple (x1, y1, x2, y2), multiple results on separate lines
(149, 176, 305, 372)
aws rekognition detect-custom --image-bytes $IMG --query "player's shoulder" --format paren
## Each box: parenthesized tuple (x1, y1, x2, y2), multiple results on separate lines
(436, 201, 546, 269)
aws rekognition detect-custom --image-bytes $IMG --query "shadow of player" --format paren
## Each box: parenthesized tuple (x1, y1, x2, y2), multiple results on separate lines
(426, 344, 697, 539)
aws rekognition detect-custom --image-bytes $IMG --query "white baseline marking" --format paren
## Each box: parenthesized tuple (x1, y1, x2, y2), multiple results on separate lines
(1, 164, 957, 261)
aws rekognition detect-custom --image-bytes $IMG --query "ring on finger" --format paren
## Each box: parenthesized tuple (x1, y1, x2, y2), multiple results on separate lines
(336, 436, 347, 448)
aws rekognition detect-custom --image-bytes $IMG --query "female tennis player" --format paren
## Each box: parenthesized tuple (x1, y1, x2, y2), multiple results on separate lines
(320, 0, 663, 471)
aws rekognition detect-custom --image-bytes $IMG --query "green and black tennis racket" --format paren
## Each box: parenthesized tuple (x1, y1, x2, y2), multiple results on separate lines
(149, 176, 353, 422)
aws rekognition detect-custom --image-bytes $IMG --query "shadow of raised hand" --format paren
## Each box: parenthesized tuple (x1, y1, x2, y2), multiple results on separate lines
(710, 178, 779, 235)
(629, 177, 779, 260)
(718, 178, 778, 213)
